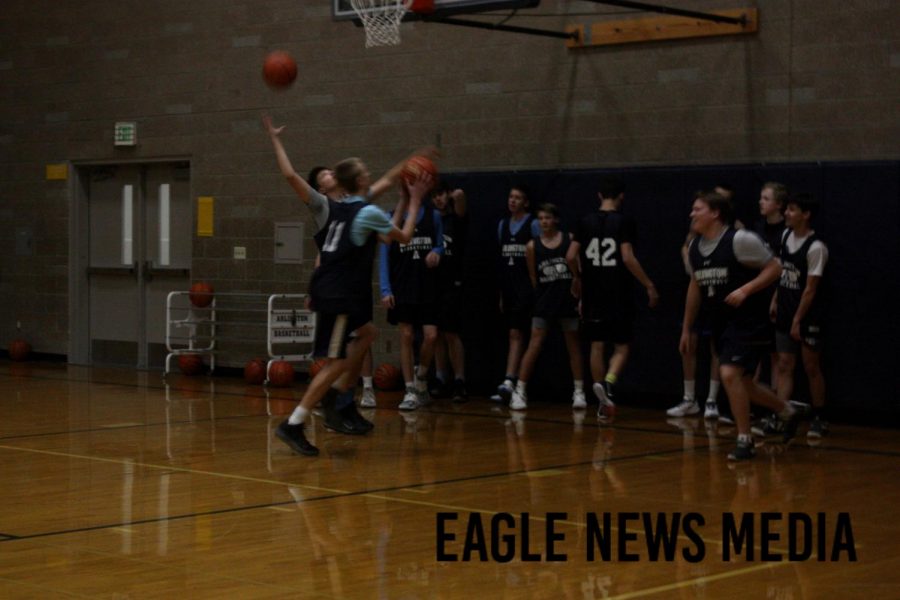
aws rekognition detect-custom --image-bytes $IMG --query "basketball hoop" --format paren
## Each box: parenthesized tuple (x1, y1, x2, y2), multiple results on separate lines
(350, 0, 414, 47)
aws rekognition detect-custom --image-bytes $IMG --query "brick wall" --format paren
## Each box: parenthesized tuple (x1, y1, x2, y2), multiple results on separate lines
(0, 0, 897, 360)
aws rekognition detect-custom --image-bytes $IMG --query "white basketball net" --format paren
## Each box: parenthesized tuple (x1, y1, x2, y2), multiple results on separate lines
(350, 0, 413, 47)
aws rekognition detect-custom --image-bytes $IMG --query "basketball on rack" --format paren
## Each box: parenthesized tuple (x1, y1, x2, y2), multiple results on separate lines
(373, 363, 402, 390)
(402, 156, 438, 188)
(177, 354, 204, 376)
(262, 51, 297, 90)
(189, 282, 214, 308)
(8, 339, 31, 362)
(309, 357, 330, 380)
(268, 361, 295, 387)
(244, 358, 267, 385)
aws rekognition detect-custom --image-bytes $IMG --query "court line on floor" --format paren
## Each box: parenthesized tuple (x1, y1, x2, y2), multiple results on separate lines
(0, 441, 843, 599)
(4, 369, 899, 458)
(604, 561, 794, 600)
(0, 442, 695, 541)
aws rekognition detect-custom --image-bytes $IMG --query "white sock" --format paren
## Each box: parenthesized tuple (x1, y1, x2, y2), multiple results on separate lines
(737, 433, 752, 444)
(516, 380, 527, 394)
(683, 380, 695, 401)
(503, 378, 515, 389)
(436, 370, 447, 383)
(363, 376, 373, 390)
(287, 406, 309, 426)
(574, 380, 583, 392)
(707, 380, 720, 403)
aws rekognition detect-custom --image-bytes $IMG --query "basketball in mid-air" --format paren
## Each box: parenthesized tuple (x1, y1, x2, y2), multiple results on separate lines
(262, 51, 297, 89)
(402, 156, 438, 188)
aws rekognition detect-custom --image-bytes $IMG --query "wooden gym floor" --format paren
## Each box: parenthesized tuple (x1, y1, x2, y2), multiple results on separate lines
(1, 361, 898, 599)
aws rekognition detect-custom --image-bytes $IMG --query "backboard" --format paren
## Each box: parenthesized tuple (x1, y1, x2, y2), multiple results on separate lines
(333, 0, 541, 21)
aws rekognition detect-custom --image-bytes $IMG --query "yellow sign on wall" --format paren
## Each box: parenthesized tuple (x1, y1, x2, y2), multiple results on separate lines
(46, 163, 68, 180)
(197, 196, 214, 237)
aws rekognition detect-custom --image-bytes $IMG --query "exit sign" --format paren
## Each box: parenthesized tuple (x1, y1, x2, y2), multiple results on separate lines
(114, 121, 137, 146)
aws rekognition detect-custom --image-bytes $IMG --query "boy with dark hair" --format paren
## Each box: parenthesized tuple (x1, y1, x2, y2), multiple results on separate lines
(493, 184, 542, 403)
(510, 203, 585, 411)
(431, 183, 469, 402)
(772, 193, 829, 438)
(567, 176, 658, 418)
(680, 191, 801, 461)
(379, 186, 445, 411)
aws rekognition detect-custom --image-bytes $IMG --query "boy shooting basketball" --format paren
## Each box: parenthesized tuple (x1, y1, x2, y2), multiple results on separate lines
(263, 114, 433, 455)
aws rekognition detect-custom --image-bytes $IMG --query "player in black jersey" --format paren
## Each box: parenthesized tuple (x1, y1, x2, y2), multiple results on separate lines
(680, 191, 802, 461)
(263, 114, 432, 456)
(431, 184, 469, 402)
(493, 185, 542, 403)
(567, 177, 658, 419)
(753, 182, 788, 393)
(379, 187, 444, 411)
(669, 191, 723, 421)
(509, 204, 584, 411)
(772, 194, 829, 438)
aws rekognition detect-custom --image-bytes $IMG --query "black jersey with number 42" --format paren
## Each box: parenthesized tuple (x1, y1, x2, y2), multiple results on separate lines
(575, 210, 635, 319)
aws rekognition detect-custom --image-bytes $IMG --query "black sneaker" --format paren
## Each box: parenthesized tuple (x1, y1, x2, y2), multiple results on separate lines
(751, 415, 783, 437)
(276, 421, 319, 456)
(451, 379, 468, 403)
(340, 403, 374, 433)
(322, 389, 364, 435)
(807, 416, 828, 439)
(780, 408, 804, 443)
(727, 439, 756, 461)
(429, 379, 450, 399)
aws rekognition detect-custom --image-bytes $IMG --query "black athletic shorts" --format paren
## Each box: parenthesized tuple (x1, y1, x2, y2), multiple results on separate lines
(582, 316, 633, 344)
(314, 311, 371, 359)
(436, 282, 464, 333)
(388, 302, 438, 327)
(715, 326, 769, 374)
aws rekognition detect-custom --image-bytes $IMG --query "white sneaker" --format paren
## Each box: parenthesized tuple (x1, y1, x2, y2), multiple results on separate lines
(703, 401, 719, 420)
(593, 382, 615, 419)
(510, 390, 527, 411)
(398, 389, 420, 411)
(667, 399, 699, 417)
(572, 389, 587, 409)
(359, 387, 376, 408)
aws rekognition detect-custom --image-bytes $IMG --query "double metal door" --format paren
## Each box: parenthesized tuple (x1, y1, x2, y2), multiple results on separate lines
(86, 163, 191, 368)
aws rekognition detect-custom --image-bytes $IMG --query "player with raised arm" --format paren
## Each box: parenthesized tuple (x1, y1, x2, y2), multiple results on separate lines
(263, 114, 433, 455)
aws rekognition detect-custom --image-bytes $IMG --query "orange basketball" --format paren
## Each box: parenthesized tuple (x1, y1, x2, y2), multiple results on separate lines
(177, 354, 204, 375)
(268, 360, 295, 387)
(262, 51, 297, 89)
(402, 156, 438, 187)
(189, 282, 214, 308)
(373, 363, 402, 391)
(309, 357, 330, 379)
(8, 339, 31, 362)
(244, 358, 267, 385)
